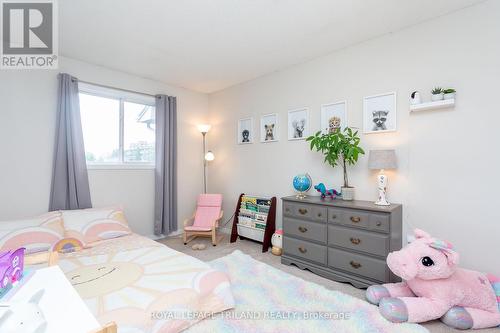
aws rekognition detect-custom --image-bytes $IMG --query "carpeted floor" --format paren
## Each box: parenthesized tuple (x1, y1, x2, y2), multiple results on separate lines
(157, 234, 498, 333)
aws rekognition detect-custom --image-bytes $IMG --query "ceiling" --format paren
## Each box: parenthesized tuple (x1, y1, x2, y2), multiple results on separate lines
(59, 0, 485, 93)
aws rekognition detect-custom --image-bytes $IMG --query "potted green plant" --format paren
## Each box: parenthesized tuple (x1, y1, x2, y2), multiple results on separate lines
(306, 127, 365, 201)
(443, 88, 456, 100)
(431, 87, 444, 101)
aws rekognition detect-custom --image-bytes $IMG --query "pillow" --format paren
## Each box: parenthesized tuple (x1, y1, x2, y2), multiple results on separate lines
(0, 212, 65, 254)
(61, 207, 131, 245)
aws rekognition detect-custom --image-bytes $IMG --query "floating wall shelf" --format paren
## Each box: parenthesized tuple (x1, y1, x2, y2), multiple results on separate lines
(410, 99, 455, 112)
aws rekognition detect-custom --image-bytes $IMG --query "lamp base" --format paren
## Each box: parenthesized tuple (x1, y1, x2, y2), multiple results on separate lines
(374, 173, 391, 206)
(374, 199, 391, 206)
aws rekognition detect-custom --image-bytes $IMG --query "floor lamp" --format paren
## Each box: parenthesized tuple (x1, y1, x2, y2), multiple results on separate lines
(198, 124, 214, 193)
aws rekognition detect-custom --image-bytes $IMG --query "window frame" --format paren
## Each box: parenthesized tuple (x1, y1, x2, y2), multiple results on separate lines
(79, 82, 156, 169)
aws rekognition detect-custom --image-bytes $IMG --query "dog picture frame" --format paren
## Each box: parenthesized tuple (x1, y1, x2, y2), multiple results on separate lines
(320, 101, 347, 135)
(237, 117, 254, 144)
(260, 113, 279, 143)
(363, 92, 397, 134)
(287, 108, 309, 141)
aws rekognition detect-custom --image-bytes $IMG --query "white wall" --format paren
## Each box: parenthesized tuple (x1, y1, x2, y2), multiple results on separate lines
(208, 1, 500, 274)
(0, 57, 208, 237)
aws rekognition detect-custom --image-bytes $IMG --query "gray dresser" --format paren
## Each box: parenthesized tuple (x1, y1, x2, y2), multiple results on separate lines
(281, 196, 402, 288)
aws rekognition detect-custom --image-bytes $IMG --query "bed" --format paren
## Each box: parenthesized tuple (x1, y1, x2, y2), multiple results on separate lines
(53, 233, 234, 333)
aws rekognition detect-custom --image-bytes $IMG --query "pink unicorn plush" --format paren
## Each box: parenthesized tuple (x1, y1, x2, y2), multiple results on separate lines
(366, 229, 500, 329)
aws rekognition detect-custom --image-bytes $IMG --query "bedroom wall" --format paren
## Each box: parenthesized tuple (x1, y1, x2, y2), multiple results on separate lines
(208, 0, 500, 275)
(0, 57, 208, 237)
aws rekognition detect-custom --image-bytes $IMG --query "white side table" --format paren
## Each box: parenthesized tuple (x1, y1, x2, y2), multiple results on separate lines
(1, 266, 101, 333)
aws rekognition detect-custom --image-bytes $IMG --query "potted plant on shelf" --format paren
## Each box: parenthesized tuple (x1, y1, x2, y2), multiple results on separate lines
(431, 87, 444, 101)
(443, 88, 456, 100)
(306, 127, 364, 201)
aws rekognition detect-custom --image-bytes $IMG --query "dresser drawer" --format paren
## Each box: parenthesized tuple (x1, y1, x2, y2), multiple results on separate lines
(327, 208, 343, 224)
(369, 213, 390, 233)
(340, 209, 370, 229)
(328, 247, 387, 282)
(283, 218, 327, 244)
(283, 202, 327, 223)
(328, 225, 389, 257)
(284, 237, 327, 265)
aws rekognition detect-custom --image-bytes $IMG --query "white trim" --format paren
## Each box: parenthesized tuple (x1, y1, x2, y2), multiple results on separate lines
(260, 113, 279, 143)
(87, 164, 155, 170)
(79, 82, 155, 106)
(287, 108, 309, 141)
(363, 92, 397, 134)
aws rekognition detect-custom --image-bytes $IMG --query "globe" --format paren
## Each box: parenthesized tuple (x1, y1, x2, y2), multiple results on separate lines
(293, 173, 312, 199)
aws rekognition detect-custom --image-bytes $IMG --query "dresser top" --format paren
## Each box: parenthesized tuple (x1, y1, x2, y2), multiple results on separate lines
(281, 195, 402, 213)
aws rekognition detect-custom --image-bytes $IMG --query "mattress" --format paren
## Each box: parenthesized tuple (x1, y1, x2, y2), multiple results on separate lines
(56, 234, 234, 333)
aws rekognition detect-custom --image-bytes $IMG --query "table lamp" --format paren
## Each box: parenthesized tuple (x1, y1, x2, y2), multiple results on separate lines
(368, 150, 397, 206)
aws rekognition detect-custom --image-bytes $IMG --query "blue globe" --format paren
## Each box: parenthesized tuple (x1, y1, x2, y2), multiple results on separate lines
(293, 173, 312, 194)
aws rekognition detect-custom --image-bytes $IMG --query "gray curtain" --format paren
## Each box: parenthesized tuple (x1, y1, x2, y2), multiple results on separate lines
(154, 95, 177, 235)
(49, 73, 92, 211)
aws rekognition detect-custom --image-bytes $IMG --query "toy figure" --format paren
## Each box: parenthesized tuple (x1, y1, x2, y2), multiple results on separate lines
(314, 183, 339, 199)
(366, 229, 500, 330)
(0, 248, 25, 295)
(271, 230, 283, 256)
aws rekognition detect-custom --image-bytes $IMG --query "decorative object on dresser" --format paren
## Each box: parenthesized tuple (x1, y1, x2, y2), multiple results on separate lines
(307, 127, 365, 201)
(230, 194, 277, 252)
(281, 196, 402, 288)
(368, 150, 397, 206)
(292, 173, 312, 199)
(314, 183, 340, 200)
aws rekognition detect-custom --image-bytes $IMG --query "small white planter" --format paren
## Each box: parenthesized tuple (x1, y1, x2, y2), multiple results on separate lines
(341, 187, 355, 201)
(431, 93, 444, 101)
(443, 92, 455, 100)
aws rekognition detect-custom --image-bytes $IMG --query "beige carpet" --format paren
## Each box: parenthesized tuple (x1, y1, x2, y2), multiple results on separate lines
(157, 234, 497, 333)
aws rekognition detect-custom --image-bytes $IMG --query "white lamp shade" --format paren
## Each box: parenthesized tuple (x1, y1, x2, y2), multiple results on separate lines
(205, 151, 215, 161)
(368, 150, 397, 170)
(197, 124, 212, 133)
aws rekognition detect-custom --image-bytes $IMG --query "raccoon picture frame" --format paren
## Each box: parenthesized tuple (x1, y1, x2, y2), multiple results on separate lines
(363, 92, 397, 134)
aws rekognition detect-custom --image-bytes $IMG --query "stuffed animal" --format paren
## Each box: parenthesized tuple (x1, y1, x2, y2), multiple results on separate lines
(0, 289, 47, 333)
(271, 230, 283, 256)
(314, 183, 339, 199)
(366, 229, 500, 330)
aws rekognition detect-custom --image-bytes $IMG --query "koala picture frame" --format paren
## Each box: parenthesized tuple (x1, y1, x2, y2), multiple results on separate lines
(260, 113, 279, 143)
(287, 108, 309, 141)
(363, 92, 397, 134)
(320, 101, 347, 135)
(237, 117, 253, 144)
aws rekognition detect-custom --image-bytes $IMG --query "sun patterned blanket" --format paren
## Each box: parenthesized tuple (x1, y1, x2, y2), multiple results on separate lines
(56, 234, 234, 333)
(186, 250, 428, 333)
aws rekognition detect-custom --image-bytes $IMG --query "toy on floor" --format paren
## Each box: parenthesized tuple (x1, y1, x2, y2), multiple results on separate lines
(0, 289, 47, 333)
(0, 248, 25, 298)
(271, 229, 283, 256)
(313, 183, 339, 199)
(366, 229, 500, 330)
(191, 243, 206, 251)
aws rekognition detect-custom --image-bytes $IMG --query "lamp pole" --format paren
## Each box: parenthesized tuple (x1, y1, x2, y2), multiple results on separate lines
(202, 132, 207, 194)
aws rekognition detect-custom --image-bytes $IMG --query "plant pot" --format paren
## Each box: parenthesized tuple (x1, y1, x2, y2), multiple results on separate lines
(341, 187, 355, 201)
(431, 93, 444, 101)
(443, 92, 455, 100)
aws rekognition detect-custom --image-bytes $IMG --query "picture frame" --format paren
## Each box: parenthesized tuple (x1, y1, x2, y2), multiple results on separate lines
(320, 101, 347, 134)
(260, 113, 279, 143)
(237, 117, 253, 144)
(287, 108, 309, 140)
(363, 92, 397, 134)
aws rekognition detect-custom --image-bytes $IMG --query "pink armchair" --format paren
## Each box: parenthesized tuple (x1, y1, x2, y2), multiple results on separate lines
(183, 194, 223, 246)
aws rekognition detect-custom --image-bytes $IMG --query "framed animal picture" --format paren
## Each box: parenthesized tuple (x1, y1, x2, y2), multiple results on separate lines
(320, 101, 347, 134)
(287, 108, 309, 140)
(260, 113, 278, 143)
(237, 117, 253, 144)
(363, 92, 397, 134)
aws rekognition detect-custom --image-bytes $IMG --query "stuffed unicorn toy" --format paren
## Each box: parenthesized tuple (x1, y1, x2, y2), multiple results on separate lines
(366, 229, 500, 330)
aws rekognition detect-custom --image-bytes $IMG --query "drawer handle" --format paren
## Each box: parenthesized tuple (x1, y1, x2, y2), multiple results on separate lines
(376, 221, 382, 227)
(298, 247, 307, 254)
(350, 261, 362, 269)
(350, 237, 361, 245)
(317, 213, 322, 217)
(298, 208, 308, 215)
(298, 226, 308, 233)
(331, 214, 337, 219)
(350, 216, 361, 223)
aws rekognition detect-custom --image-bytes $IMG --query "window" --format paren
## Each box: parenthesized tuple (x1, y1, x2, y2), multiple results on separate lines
(79, 83, 156, 167)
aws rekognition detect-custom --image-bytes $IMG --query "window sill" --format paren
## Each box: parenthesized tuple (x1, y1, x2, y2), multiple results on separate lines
(87, 164, 155, 170)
